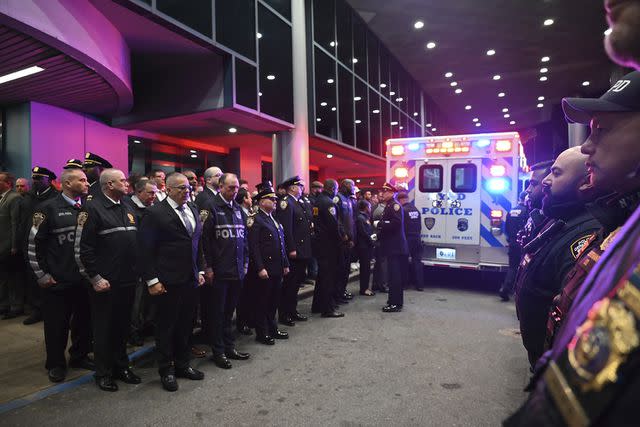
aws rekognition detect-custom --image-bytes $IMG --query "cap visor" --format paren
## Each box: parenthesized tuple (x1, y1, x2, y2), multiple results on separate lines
(562, 97, 629, 124)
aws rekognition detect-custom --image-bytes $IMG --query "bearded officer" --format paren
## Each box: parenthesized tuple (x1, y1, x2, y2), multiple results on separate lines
(82, 152, 113, 198)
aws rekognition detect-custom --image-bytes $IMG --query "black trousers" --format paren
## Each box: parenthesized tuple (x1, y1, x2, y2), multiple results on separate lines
(209, 279, 242, 355)
(499, 245, 522, 296)
(312, 250, 339, 314)
(372, 247, 387, 291)
(403, 239, 424, 289)
(89, 284, 136, 378)
(131, 281, 155, 338)
(387, 255, 405, 307)
(279, 258, 306, 317)
(334, 246, 351, 300)
(43, 285, 92, 369)
(154, 284, 198, 375)
(253, 274, 282, 337)
(357, 247, 372, 293)
(0, 254, 25, 312)
(236, 279, 253, 329)
(516, 290, 552, 368)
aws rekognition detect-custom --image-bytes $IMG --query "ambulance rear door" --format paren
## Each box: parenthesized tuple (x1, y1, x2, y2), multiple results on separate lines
(444, 159, 481, 245)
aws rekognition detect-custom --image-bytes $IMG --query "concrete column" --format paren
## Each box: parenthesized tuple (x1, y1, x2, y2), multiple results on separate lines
(3, 103, 31, 179)
(273, 0, 309, 185)
(568, 123, 588, 147)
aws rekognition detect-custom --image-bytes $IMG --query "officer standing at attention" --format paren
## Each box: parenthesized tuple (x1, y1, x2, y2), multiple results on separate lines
(195, 166, 223, 210)
(397, 192, 424, 292)
(0, 172, 23, 320)
(335, 179, 356, 304)
(248, 186, 290, 345)
(311, 179, 345, 318)
(355, 199, 375, 296)
(28, 167, 94, 383)
(138, 173, 206, 392)
(275, 175, 312, 326)
(377, 183, 408, 313)
(83, 152, 113, 198)
(499, 191, 529, 301)
(202, 173, 250, 369)
(75, 169, 141, 392)
(516, 161, 554, 250)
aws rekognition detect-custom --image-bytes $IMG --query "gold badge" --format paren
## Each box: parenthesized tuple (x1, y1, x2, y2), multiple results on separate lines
(127, 213, 135, 224)
(200, 210, 209, 223)
(77, 212, 88, 226)
(247, 216, 255, 228)
(600, 227, 621, 252)
(570, 234, 594, 260)
(32, 212, 45, 227)
(280, 200, 288, 210)
(393, 203, 400, 211)
(86, 195, 93, 201)
(312, 207, 319, 216)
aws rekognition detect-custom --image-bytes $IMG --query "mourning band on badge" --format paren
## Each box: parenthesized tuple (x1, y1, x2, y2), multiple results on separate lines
(200, 210, 209, 223)
(32, 212, 45, 228)
(77, 212, 88, 226)
(247, 216, 255, 228)
(279, 200, 288, 210)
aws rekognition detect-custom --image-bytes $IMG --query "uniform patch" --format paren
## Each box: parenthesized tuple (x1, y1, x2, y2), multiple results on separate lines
(576, 233, 597, 259)
(127, 213, 135, 224)
(235, 210, 242, 220)
(32, 212, 45, 228)
(333, 196, 340, 204)
(393, 203, 400, 211)
(200, 210, 209, 223)
(329, 206, 336, 216)
(77, 212, 88, 226)
(313, 207, 319, 216)
(570, 235, 594, 260)
(425, 217, 436, 230)
(86, 195, 93, 201)
(247, 216, 255, 228)
(280, 200, 288, 210)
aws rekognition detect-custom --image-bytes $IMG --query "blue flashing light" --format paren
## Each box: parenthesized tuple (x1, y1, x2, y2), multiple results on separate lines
(476, 139, 491, 148)
(486, 178, 509, 193)
(407, 142, 421, 151)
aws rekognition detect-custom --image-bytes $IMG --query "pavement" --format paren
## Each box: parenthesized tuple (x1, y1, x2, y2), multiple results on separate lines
(0, 269, 529, 426)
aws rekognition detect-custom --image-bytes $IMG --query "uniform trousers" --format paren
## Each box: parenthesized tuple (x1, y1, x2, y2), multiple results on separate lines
(0, 254, 24, 312)
(131, 280, 155, 338)
(236, 280, 253, 329)
(357, 247, 373, 293)
(154, 284, 198, 375)
(89, 284, 136, 378)
(499, 245, 522, 296)
(516, 289, 552, 368)
(253, 274, 282, 337)
(279, 258, 306, 318)
(402, 239, 424, 289)
(386, 255, 405, 307)
(312, 250, 339, 313)
(209, 279, 242, 355)
(334, 246, 351, 300)
(372, 248, 387, 291)
(43, 284, 91, 369)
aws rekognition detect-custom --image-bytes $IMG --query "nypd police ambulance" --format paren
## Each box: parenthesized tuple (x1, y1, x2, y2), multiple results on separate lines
(386, 132, 528, 270)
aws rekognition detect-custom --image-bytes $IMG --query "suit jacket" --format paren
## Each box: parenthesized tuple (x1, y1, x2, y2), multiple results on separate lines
(195, 186, 217, 211)
(0, 190, 22, 258)
(138, 199, 205, 287)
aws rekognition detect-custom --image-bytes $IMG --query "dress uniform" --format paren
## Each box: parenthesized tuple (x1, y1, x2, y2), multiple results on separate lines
(28, 191, 92, 382)
(274, 176, 313, 325)
(82, 153, 113, 198)
(247, 187, 290, 344)
(355, 206, 375, 295)
(335, 187, 356, 303)
(0, 177, 24, 319)
(377, 183, 408, 312)
(399, 195, 424, 291)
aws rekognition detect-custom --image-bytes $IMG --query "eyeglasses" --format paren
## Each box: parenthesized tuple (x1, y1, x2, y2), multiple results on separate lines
(170, 185, 192, 191)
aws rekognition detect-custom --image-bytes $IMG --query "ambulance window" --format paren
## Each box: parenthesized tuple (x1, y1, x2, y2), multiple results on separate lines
(418, 165, 443, 193)
(451, 164, 477, 193)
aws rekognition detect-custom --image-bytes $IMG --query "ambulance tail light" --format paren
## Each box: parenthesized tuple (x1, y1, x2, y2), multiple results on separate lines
(495, 140, 512, 152)
(391, 145, 405, 156)
(486, 177, 510, 194)
(490, 164, 506, 177)
(394, 167, 409, 179)
(490, 209, 503, 219)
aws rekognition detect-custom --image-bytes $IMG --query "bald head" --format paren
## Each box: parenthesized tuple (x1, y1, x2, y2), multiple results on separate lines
(99, 169, 128, 200)
(542, 146, 589, 204)
(324, 179, 338, 197)
(204, 166, 223, 190)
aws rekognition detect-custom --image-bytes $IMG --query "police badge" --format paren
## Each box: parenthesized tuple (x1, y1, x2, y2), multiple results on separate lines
(424, 217, 436, 230)
(393, 204, 400, 211)
(280, 200, 288, 210)
(127, 213, 135, 224)
(329, 206, 336, 216)
(457, 218, 468, 232)
(333, 196, 340, 204)
(247, 216, 255, 228)
(235, 210, 242, 220)
(199, 210, 209, 223)
(77, 212, 88, 226)
(32, 212, 45, 228)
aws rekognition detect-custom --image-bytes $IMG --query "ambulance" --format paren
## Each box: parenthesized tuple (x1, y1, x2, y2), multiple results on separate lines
(385, 132, 528, 270)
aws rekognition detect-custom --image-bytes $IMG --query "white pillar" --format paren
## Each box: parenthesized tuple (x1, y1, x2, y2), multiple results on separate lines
(568, 123, 588, 147)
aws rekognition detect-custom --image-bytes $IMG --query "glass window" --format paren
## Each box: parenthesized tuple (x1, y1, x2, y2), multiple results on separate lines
(379, 47, 389, 93)
(352, 18, 367, 79)
(354, 79, 369, 151)
(369, 90, 381, 156)
(259, 5, 293, 123)
(214, 0, 254, 58)
(314, 47, 337, 139)
(398, 74, 408, 113)
(451, 164, 477, 193)
(235, 58, 257, 110)
(391, 107, 400, 139)
(400, 113, 408, 139)
(419, 165, 443, 193)
(157, 0, 212, 38)
(337, 66, 354, 146)
(367, 31, 379, 89)
(381, 99, 391, 145)
(313, 0, 335, 54)
(335, 0, 352, 66)
(389, 59, 399, 106)
(262, 0, 291, 21)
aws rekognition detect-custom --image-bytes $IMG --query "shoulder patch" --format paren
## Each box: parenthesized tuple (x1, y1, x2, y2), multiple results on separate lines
(570, 235, 594, 260)
(77, 211, 88, 227)
(279, 200, 288, 210)
(333, 196, 340, 204)
(393, 203, 400, 212)
(32, 212, 45, 228)
(329, 206, 336, 216)
(575, 233, 598, 259)
(199, 210, 209, 223)
(247, 216, 255, 228)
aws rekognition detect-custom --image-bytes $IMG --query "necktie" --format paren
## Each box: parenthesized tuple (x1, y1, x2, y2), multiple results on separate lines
(74, 201, 81, 210)
(178, 205, 194, 236)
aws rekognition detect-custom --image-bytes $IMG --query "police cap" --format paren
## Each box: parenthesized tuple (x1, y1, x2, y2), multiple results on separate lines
(381, 182, 398, 193)
(253, 186, 278, 203)
(83, 152, 113, 169)
(256, 180, 273, 192)
(31, 166, 56, 180)
(281, 175, 304, 188)
(63, 158, 84, 170)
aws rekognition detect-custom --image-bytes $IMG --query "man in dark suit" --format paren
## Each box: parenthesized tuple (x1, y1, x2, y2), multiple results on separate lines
(138, 173, 206, 392)
(0, 172, 23, 319)
(195, 166, 222, 211)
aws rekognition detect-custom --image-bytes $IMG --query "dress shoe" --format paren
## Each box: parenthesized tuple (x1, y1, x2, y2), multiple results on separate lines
(69, 356, 96, 371)
(343, 292, 354, 300)
(336, 298, 350, 305)
(96, 375, 118, 392)
(191, 346, 206, 358)
(237, 325, 253, 336)
(116, 368, 142, 384)
(211, 354, 232, 369)
(175, 366, 204, 380)
(161, 374, 178, 392)
(321, 311, 345, 318)
(225, 349, 250, 360)
(2, 310, 23, 320)
(382, 304, 402, 313)
(48, 366, 67, 383)
(256, 335, 275, 345)
(274, 330, 289, 339)
(279, 317, 295, 327)
(360, 290, 375, 296)
(22, 311, 42, 325)
(292, 312, 307, 321)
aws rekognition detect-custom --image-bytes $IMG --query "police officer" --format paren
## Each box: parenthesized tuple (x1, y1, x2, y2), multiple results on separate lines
(83, 152, 113, 198)
(499, 191, 529, 301)
(355, 199, 375, 296)
(247, 186, 290, 345)
(311, 179, 345, 318)
(75, 168, 141, 392)
(28, 167, 93, 383)
(334, 179, 356, 304)
(516, 161, 554, 250)
(201, 173, 250, 369)
(275, 175, 312, 326)
(377, 183, 408, 313)
(397, 192, 424, 292)
(513, 147, 600, 369)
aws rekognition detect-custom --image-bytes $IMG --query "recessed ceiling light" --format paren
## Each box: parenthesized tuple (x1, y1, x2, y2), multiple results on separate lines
(431, 127, 437, 132)
(465, 105, 472, 110)
(472, 118, 479, 122)
(0, 65, 45, 84)
(487, 49, 496, 56)
(510, 120, 516, 125)
(475, 123, 481, 127)
(455, 88, 462, 94)
(540, 67, 548, 73)
(380, 83, 387, 88)
(352, 58, 359, 64)
(604, 28, 612, 36)
(502, 108, 509, 113)
(426, 123, 432, 127)
(582, 81, 590, 86)
(493, 75, 501, 80)
(396, 97, 404, 102)
(540, 76, 548, 81)
(356, 179, 361, 183)
(538, 96, 545, 101)
(537, 103, 544, 108)
(373, 109, 380, 114)
(354, 96, 362, 101)
(413, 112, 419, 117)
(228, 127, 237, 133)
(414, 20, 424, 29)
(133, 139, 141, 144)
(257, 32, 262, 39)
(399, 126, 404, 130)
(445, 72, 453, 78)
(498, 92, 506, 97)
(266, 74, 276, 80)
(541, 56, 550, 62)
(331, 107, 337, 111)
(391, 121, 398, 126)
(327, 78, 334, 84)
(426, 41, 437, 49)
(370, 181, 375, 185)
(355, 119, 362, 124)
(450, 81, 458, 87)
(320, 102, 327, 107)
(190, 149, 197, 153)
(543, 18, 555, 26)
(389, 91, 396, 96)
(258, 92, 262, 97)
(326, 154, 333, 158)
(330, 41, 336, 47)
(190, 154, 197, 158)
(504, 114, 510, 118)
(317, 118, 322, 122)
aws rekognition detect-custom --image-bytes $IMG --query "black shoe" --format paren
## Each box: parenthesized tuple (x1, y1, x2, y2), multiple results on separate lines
(382, 304, 402, 313)
(115, 368, 141, 384)
(321, 311, 345, 318)
(292, 312, 307, 321)
(211, 354, 232, 369)
(237, 325, 253, 336)
(279, 317, 295, 327)
(303, 279, 315, 285)
(161, 374, 178, 392)
(69, 356, 96, 371)
(343, 292, 353, 300)
(274, 330, 289, 339)
(499, 292, 510, 302)
(175, 366, 204, 380)
(48, 366, 67, 383)
(256, 335, 275, 345)
(2, 310, 23, 320)
(415, 287, 424, 292)
(22, 312, 42, 325)
(379, 287, 389, 293)
(96, 375, 118, 392)
(225, 349, 250, 360)
(336, 298, 350, 304)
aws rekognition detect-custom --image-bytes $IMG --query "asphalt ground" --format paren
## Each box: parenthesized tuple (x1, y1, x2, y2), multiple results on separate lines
(1, 269, 529, 426)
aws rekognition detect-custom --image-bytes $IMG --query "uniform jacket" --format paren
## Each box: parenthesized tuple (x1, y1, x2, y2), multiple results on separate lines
(19, 186, 58, 253)
(506, 202, 529, 243)
(377, 198, 408, 256)
(28, 194, 85, 289)
(402, 202, 422, 242)
(248, 210, 289, 277)
(195, 186, 218, 211)
(274, 193, 313, 259)
(202, 193, 248, 281)
(122, 195, 148, 224)
(88, 181, 101, 198)
(355, 212, 375, 251)
(335, 191, 356, 243)
(138, 199, 205, 287)
(75, 191, 139, 287)
(312, 191, 343, 255)
(0, 190, 22, 258)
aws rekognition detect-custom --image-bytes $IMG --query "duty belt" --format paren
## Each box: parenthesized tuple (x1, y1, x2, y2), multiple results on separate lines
(543, 264, 640, 427)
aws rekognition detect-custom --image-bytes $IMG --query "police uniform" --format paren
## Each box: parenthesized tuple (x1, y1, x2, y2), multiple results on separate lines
(499, 201, 529, 300)
(82, 153, 113, 198)
(335, 189, 356, 302)
(28, 193, 92, 377)
(274, 176, 313, 324)
(355, 210, 375, 294)
(247, 188, 289, 344)
(401, 200, 424, 291)
(514, 200, 599, 368)
(377, 183, 409, 312)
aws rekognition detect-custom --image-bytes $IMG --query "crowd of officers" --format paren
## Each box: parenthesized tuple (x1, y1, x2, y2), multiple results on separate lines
(0, 151, 424, 393)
